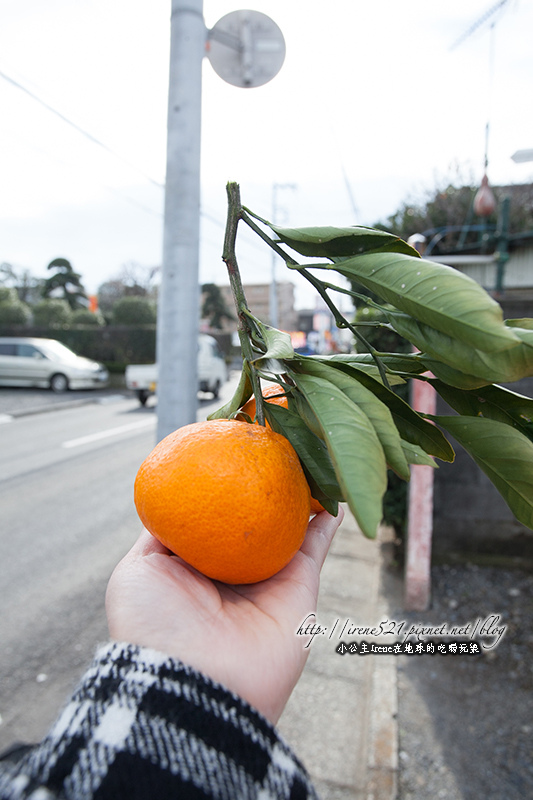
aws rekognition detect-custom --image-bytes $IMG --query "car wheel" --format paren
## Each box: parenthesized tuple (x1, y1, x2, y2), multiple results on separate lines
(138, 390, 149, 406)
(50, 373, 69, 393)
(212, 380, 220, 400)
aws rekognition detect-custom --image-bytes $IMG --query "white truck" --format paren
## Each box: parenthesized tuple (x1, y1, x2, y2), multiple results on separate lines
(125, 334, 228, 406)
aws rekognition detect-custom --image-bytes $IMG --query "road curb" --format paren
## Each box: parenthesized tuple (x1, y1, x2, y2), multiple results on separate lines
(8, 399, 99, 419)
(366, 654, 398, 799)
(277, 513, 399, 799)
(366, 527, 399, 800)
(3, 393, 130, 420)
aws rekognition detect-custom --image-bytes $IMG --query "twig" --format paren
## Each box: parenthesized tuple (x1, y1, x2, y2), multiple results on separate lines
(240, 208, 299, 265)
(292, 266, 391, 388)
(223, 182, 266, 425)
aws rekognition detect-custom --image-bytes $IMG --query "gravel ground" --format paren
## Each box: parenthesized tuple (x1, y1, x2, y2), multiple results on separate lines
(385, 560, 533, 800)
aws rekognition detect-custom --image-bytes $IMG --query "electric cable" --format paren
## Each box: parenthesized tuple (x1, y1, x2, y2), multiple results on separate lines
(0, 67, 165, 189)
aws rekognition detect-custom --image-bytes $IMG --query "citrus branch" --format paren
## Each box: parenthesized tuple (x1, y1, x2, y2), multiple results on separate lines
(241, 203, 391, 387)
(240, 207, 299, 266)
(223, 182, 266, 426)
(227, 183, 392, 395)
(289, 265, 391, 388)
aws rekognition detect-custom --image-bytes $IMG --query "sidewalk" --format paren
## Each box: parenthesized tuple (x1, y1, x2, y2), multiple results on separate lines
(1, 385, 399, 797)
(278, 508, 398, 800)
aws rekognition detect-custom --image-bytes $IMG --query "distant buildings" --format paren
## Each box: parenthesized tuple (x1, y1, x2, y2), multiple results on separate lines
(218, 281, 299, 334)
(208, 281, 351, 354)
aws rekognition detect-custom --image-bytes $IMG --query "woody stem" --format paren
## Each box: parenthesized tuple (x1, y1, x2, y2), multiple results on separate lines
(222, 181, 266, 426)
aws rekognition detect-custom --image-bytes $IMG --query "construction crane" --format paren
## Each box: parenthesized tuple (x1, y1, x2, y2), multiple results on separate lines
(449, 0, 511, 51)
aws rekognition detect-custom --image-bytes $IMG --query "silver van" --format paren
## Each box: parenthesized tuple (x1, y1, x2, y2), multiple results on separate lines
(0, 337, 109, 392)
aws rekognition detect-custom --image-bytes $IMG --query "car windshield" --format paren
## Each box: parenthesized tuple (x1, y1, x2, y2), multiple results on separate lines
(38, 341, 83, 364)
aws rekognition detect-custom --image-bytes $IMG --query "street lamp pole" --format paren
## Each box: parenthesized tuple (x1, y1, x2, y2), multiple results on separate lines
(156, 0, 205, 442)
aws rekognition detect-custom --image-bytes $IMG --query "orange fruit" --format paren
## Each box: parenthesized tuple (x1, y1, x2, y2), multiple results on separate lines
(309, 496, 326, 515)
(134, 418, 311, 584)
(238, 382, 288, 425)
(240, 383, 326, 515)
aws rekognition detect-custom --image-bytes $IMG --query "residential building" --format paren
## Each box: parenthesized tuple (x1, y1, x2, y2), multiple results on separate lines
(217, 282, 299, 334)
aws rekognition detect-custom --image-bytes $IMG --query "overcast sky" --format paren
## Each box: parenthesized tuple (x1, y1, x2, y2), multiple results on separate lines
(1, 0, 532, 309)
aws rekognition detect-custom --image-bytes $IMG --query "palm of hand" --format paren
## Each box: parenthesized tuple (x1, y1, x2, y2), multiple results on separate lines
(106, 510, 343, 723)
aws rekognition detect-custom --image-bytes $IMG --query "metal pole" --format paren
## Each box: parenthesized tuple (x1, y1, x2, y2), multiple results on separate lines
(270, 183, 296, 328)
(270, 184, 279, 328)
(156, 0, 205, 442)
(494, 195, 510, 296)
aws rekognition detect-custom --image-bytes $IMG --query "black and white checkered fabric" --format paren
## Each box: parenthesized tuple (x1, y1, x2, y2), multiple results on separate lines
(0, 642, 318, 799)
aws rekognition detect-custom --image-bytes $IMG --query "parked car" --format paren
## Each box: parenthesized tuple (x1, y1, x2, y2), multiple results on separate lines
(125, 334, 228, 406)
(0, 337, 109, 392)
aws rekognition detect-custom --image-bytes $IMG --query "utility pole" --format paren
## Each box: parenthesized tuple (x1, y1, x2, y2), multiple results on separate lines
(156, 0, 205, 442)
(156, 6, 284, 442)
(270, 183, 296, 328)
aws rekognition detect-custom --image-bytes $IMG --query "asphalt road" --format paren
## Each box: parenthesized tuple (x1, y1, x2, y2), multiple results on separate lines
(0, 379, 237, 752)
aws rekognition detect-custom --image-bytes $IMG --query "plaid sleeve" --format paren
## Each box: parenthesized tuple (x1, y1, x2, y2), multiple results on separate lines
(0, 641, 318, 800)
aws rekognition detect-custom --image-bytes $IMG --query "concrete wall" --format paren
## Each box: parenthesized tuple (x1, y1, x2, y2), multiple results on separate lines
(432, 388, 533, 563)
(432, 297, 533, 562)
(444, 245, 533, 293)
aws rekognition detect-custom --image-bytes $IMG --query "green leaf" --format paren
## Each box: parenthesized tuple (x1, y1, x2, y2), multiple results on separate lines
(290, 391, 325, 440)
(432, 381, 533, 442)
(245, 314, 295, 365)
(432, 415, 533, 530)
(269, 224, 418, 259)
(418, 357, 492, 390)
(475, 385, 533, 435)
(387, 310, 533, 384)
(208, 364, 253, 421)
(291, 359, 410, 480)
(311, 359, 455, 462)
(264, 403, 342, 516)
(400, 439, 438, 468)
(310, 353, 415, 385)
(289, 372, 388, 538)
(324, 352, 427, 378)
(503, 323, 533, 350)
(317, 251, 519, 353)
(505, 317, 533, 331)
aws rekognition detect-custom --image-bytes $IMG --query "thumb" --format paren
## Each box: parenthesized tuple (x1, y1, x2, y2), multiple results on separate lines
(299, 506, 345, 572)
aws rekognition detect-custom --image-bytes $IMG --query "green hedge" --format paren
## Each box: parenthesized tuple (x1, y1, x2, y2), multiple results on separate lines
(0, 325, 157, 368)
(0, 326, 233, 370)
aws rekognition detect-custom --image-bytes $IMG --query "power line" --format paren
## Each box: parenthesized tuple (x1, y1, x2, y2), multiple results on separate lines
(200, 209, 226, 228)
(0, 65, 237, 231)
(1, 121, 165, 220)
(0, 66, 165, 189)
(0, 65, 272, 245)
(200, 208, 268, 254)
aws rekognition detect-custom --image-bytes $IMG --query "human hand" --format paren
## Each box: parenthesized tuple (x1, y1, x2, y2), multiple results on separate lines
(105, 508, 344, 724)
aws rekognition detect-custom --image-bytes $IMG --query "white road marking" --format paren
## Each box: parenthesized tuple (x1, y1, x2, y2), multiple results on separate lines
(97, 394, 129, 404)
(62, 418, 155, 448)
(0, 414, 14, 424)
